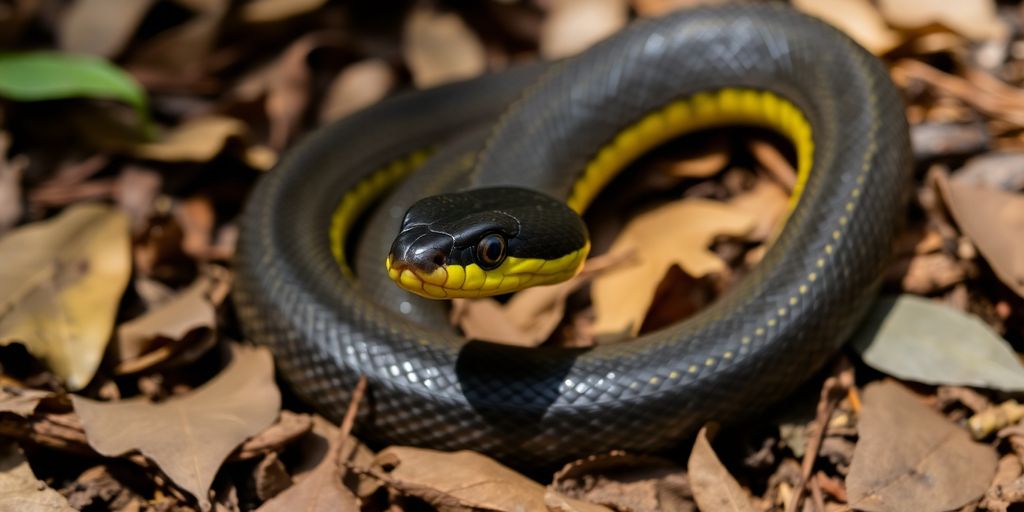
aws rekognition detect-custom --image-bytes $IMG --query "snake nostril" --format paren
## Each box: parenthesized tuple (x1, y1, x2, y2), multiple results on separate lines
(432, 252, 445, 267)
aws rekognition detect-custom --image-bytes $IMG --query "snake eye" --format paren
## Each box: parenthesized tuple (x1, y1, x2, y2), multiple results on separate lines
(476, 234, 506, 269)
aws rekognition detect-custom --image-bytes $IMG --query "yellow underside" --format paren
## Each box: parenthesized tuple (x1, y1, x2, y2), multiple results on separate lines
(329, 149, 431, 278)
(567, 88, 813, 213)
(385, 242, 590, 299)
(335, 88, 813, 299)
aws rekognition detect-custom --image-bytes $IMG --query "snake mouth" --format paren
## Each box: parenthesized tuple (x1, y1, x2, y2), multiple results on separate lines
(386, 243, 590, 299)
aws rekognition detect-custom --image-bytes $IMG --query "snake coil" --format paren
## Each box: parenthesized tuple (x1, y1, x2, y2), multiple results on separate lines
(234, 4, 911, 467)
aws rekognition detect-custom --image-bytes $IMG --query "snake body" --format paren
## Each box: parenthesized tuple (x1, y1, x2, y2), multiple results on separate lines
(233, 4, 911, 467)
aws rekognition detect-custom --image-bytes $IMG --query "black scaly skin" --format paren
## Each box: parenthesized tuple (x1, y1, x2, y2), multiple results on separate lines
(233, 4, 911, 468)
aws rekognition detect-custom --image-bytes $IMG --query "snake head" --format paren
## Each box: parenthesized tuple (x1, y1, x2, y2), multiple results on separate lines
(386, 187, 590, 299)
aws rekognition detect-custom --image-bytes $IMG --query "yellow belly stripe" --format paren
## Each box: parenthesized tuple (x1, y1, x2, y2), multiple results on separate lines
(329, 149, 432, 277)
(566, 88, 814, 213)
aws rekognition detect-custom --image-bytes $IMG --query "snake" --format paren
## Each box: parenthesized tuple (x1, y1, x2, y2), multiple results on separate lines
(233, 4, 911, 467)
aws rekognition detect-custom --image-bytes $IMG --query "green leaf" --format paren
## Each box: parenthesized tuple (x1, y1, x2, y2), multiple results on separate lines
(851, 294, 1024, 391)
(0, 52, 148, 122)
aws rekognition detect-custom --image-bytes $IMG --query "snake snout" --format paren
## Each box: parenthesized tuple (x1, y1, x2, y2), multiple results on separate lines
(388, 228, 452, 273)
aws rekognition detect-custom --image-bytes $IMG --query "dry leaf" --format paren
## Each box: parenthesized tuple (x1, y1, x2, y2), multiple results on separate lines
(319, 59, 395, 124)
(878, 0, 1007, 41)
(551, 451, 693, 512)
(748, 140, 796, 192)
(632, 0, 728, 17)
(265, 34, 330, 150)
(128, 0, 228, 78)
(0, 203, 130, 390)
(791, 0, 901, 55)
(0, 133, 25, 236)
(235, 411, 313, 461)
(540, 0, 628, 59)
(403, 6, 486, 88)
(240, 0, 327, 23)
(72, 344, 280, 511)
(256, 416, 359, 512)
(954, 151, 1024, 192)
(656, 142, 729, 179)
(132, 116, 248, 162)
(116, 266, 231, 362)
(367, 447, 609, 512)
(0, 387, 52, 417)
(937, 174, 1024, 298)
(591, 199, 754, 335)
(847, 381, 997, 511)
(114, 166, 162, 235)
(687, 426, 757, 512)
(0, 441, 75, 511)
(727, 180, 789, 242)
(58, 0, 156, 57)
(453, 251, 633, 346)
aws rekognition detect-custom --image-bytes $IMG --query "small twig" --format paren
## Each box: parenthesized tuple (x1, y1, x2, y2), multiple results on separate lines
(788, 361, 854, 512)
(335, 376, 368, 474)
(810, 472, 826, 512)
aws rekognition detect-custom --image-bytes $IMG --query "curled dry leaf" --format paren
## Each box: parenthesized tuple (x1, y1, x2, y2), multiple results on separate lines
(58, 0, 156, 58)
(453, 251, 633, 346)
(877, 0, 1007, 41)
(550, 451, 693, 512)
(0, 203, 130, 390)
(954, 151, 1024, 192)
(540, 0, 628, 59)
(319, 59, 395, 124)
(0, 441, 75, 511)
(851, 295, 1024, 391)
(255, 416, 359, 512)
(0, 133, 25, 236)
(0, 386, 53, 417)
(591, 198, 755, 336)
(791, 0, 901, 55)
(403, 6, 486, 88)
(367, 447, 610, 512)
(727, 179, 789, 242)
(632, 0, 729, 17)
(240, 0, 328, 23)
(72, 344, 280, 511)
(936, 175, 1024, 298)
(687, 426, 757, 512)
(127, 0, 228, 79)
(132, 116, 248, 162)
(847, 381, 997, 511)
(115, 265, 232, 374)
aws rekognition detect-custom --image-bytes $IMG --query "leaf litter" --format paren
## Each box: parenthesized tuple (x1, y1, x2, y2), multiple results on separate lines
(1, 0, 1024, 510)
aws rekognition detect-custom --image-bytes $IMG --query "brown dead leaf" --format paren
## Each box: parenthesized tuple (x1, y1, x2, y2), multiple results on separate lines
(878, 0, 1007, 41)
(592, 199, 755, 336)
(114, 166, 162, 235)
(936, 175, 1024, 298)
(367, 447, 611, 512)
(61, 464, 137, 510)
(954, 151, 1024, 192)
(115, 266, 231, 374)
(687, 426, 757, 512)
(551, 451, 693, 512)
(631, 0, 728, 17)
(748, 140, 796, 192)
(255, 416, 359, 512)
(453, 251, 634, 346)
(0, 133, 25, 236)
(791, 0, 902, 55)
(319, 59, 395, 125)
(240, 0, 328, 23)
(656, 142, 729, 179)
(847, 381, 997, 511)
(540, 0, 628, 59)
(0, 203, 131, 390)
(404, 6, 486, 88)
(72, 344, 280, 511)
(127, 0, 228, 79)
(727, 179, 789, 242)
(0, 386, 52, 417)
(234, 411, 313, 461)
(58, 0, 156, 57)
(132, 116, 248, 162)
(980, 455, 1023, 512)
(0, 441, 75, 511)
